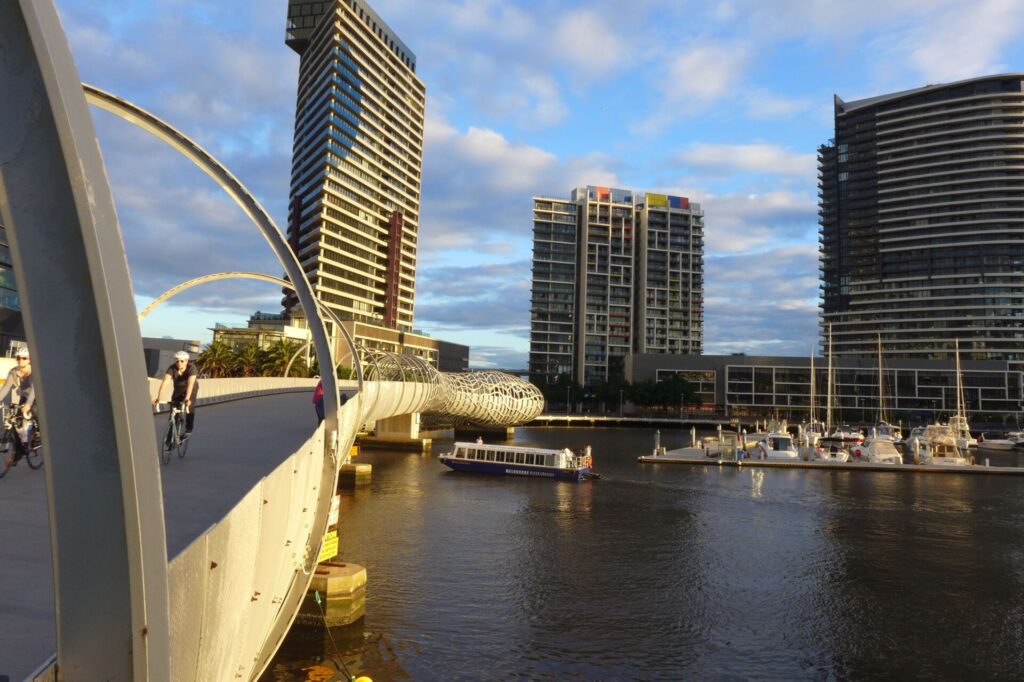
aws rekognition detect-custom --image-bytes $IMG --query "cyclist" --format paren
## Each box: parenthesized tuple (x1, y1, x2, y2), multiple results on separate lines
(0, 347, 37, 468)
(0, 346, 34, 417)
(152, 350, 199, 438)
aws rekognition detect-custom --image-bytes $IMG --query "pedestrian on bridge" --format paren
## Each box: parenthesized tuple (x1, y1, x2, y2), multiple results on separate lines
(313, 379, 324, 424)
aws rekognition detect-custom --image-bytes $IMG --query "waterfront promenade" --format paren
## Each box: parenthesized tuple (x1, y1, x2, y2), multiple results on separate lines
(0, 392, 318, 681)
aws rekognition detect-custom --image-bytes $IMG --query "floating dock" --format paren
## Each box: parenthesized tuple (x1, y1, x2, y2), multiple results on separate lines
(638, 451, 1024, 475)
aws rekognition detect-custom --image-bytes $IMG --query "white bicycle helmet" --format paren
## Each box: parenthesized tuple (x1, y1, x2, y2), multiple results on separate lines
(14, 347, 29, 359)
(174, 351, 190, 361)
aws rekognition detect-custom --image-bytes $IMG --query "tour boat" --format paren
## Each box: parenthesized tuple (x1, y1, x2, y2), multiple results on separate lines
(439, 442, 594, 481)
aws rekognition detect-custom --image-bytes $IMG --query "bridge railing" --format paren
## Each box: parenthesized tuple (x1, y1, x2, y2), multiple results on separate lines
(149, 377, 317, 410)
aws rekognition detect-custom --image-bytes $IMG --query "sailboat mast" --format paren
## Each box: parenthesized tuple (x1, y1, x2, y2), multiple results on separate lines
(809, 348, 816, 424)
(826, 325, 833, 432)
(956, 338, 965, 419)
(878, 333, 886, 424)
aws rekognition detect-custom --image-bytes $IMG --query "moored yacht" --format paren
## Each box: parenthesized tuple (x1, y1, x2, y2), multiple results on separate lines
(909, 425, 971, 466)
(978, 432, 1023, 450)
(853, 437, 903, 465)
(814, 435, 851, 462)
(871, 422, 902, 443)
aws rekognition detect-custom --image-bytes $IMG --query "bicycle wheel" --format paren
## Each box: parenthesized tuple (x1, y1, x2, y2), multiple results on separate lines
(0, 430, 15, 478)
(26, 427, 42, 469)
(177, 413, 189, 458)
(161, 417, 174, 465)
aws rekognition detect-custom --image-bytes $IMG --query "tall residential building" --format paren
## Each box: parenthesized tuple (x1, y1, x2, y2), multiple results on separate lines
(284, 0, 425, 332)
(819, 74, 1024, 363)
(529, 186, 704, 388)
(0, 224, 24, 353)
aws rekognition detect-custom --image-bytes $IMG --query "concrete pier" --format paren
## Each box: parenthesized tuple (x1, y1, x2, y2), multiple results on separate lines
(455, 425, 515, 441)
(358, 434, 432, 451)
(296, 562, 367, 628)
(339, 462, 373, 488)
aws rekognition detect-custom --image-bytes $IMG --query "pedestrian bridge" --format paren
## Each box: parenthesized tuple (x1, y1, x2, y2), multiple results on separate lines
(0, 3, 541, 678)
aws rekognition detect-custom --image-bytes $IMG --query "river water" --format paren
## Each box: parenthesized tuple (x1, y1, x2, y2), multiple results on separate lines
(262, 427, 1024, 680)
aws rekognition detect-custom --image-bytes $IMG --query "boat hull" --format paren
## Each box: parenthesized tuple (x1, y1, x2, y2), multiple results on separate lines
(439, 457, 589, 481)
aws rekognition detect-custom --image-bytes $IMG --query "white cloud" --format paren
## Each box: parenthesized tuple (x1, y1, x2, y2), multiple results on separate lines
(676, 143, 817, 179)
(698, 191, 818, 253)
(631, 42, 748, 134)
(743, 89, 814, 119)
(421, 112, 621, 257)
(896, 0, 1024, 82)
(667, 44, 748, 104)
(552, 9, 626, 77)
(702, 245, 820, 356)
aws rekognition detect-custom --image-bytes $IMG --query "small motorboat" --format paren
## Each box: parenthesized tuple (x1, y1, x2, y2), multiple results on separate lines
(749, 433, 800, 460)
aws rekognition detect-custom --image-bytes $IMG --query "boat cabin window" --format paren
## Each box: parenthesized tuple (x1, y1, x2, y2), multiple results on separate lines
(486, 451, 495, 461)
(771, 437, 791, 450)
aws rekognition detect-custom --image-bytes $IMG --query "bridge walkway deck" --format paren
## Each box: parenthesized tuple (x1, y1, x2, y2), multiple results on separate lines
(0, 392, 319, 681)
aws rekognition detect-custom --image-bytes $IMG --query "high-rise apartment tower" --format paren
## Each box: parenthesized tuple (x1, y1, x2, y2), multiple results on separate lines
(819, 74, 1024, 362)
(284, 0, 425, 331)
(529, 186, 704, 387)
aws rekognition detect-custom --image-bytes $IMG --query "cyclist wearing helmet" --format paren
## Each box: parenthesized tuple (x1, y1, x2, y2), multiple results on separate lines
(0, 347, 34, 417)
(153, 350, 199, 436)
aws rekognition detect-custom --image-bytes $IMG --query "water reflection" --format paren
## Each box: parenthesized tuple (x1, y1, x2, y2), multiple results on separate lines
(265, 428, 1024, 680)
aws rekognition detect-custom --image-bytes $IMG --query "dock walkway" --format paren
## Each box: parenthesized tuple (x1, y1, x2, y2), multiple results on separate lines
(639, 450, 1024, 475)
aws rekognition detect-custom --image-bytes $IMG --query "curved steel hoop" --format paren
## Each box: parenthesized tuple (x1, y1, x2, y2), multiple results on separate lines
(358, 349, 543, 426)
(139, 271, 362, 392)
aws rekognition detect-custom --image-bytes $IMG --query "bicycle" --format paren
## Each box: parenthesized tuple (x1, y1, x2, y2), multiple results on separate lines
(0, 405, 42, 478)
(161, 403, 190, 464)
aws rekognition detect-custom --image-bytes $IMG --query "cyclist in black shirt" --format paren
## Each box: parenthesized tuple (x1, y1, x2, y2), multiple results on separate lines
(152, 351, 199, 436)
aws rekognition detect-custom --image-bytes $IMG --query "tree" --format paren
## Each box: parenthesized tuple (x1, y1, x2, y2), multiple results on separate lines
(263, 338, 304, 377)
(628, 375, 697, 411)
(233, 343, 264, 378)
(195, 340, 236, 378)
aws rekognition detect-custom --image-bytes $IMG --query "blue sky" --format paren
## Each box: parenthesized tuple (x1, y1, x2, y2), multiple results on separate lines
(55, 0, 1024, 367)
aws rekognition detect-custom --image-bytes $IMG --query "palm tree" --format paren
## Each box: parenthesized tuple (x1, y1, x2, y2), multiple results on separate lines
(262, 338, 304, 377)
(233, 343, 264, 378)
(195, 340, 236, 378)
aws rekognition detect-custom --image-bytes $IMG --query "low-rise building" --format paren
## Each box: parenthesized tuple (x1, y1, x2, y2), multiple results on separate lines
(627, 353, 1022, 423)
(142, 337, 202, 378)
(212, 310, 469, 373)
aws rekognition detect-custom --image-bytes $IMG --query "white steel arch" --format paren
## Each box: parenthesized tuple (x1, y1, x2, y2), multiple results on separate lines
(137, 271, 362, 389)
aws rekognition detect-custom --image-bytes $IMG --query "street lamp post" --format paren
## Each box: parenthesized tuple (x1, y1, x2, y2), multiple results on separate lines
(566, 384, 571, 417)
(619, 388, 624, 417)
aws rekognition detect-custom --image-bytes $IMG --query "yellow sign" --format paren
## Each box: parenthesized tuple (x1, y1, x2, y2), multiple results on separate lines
(318, 530, 339, 563)
(646, 192, 668, 207)
(349, 444, 359, 458)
